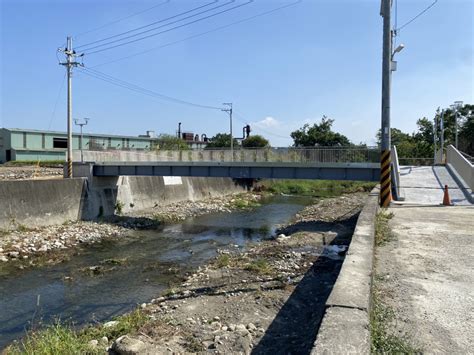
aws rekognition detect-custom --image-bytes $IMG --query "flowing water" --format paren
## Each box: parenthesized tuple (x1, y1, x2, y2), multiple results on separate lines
(0, 195, 312, 348)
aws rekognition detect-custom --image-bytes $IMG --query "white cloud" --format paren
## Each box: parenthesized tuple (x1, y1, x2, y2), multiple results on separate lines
(253, 116, 280, 128)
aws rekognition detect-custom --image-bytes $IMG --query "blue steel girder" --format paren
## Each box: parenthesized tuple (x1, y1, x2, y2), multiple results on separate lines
(92, 162, 380, 182)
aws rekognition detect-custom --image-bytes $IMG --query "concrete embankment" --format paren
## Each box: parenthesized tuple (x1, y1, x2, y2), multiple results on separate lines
(0, 176, 247, 230)
(0, 178, 86, 229)
(311, 187, 379, 354)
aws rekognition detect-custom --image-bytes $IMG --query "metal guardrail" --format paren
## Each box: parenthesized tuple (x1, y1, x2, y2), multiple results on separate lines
(460, 151, 474, 164)
(397, 157, 435, 166)
(78, 147, 380, 164)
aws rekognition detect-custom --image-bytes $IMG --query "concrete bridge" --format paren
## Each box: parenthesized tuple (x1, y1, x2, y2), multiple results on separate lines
(91, 161, 380, 181)
(73, 147, 381, 182)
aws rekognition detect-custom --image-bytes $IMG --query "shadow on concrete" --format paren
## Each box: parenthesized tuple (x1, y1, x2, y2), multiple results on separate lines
(252, 214, 359, 355)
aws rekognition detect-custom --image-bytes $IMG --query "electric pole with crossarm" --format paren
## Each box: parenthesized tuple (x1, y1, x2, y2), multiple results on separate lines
(59, 37, 83, 178)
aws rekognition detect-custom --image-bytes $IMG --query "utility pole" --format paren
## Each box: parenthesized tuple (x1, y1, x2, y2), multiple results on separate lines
(74, 117, 90, 163)
(451, 101, 463, 149)
(59, 37, 83, 178)
(440, 109, 445, 160)
(380, 0, 392, 208)
(222, 103, 233, 162)
(433, 112, 437, 163)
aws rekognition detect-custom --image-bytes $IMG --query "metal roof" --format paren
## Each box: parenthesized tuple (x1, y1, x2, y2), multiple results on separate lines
(2, 128, 157, 141)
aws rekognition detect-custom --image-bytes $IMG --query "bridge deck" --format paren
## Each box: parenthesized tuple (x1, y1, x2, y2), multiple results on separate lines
(399, 166, 473, 205)
(92, 161, 380, 182)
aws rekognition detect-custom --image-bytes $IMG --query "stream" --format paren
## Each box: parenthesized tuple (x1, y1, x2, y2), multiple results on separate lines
(0, 195, 312, 348)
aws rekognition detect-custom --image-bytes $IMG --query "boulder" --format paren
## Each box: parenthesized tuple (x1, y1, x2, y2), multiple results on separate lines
(112, 335, 147, 355)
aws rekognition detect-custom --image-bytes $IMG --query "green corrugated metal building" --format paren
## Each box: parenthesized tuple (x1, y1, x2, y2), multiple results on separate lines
(0, 128, 157, 163)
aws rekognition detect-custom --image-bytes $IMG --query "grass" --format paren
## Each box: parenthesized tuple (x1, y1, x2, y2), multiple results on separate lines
(5, 309, 149, 355)
(371, 210, 420, 353)
(245, 258, 273, 275)
(375, 210, 395, 246)
(260, 180, 376, 197)
(230, 197, 261, 209)
(183, 334, 205, 352)
(215, 254, 231, 268)
(370, 285, 421, 354)
(114, 201, 124, 215)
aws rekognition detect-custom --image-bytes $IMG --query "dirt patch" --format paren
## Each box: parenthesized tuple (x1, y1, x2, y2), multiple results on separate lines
(101, 193, 367, 354)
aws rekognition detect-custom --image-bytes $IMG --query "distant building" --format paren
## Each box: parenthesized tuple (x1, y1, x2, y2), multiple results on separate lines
(0, 128, 209, 163)
(0, 128, 159, 163)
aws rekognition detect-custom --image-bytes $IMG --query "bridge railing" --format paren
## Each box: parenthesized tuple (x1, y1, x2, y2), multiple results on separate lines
(76, 147, 380, 164)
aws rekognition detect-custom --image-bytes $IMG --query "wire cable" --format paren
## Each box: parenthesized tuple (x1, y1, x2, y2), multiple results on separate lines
(89, 0, 302, 68)
(396, 0, 438, 32)
(83, 0, 254, 55)
(73, 0, 171, 40)
(79, 0, 234, 52)
(47, 72, 67, 130)
(75, 0, 218, 49)
(78, 67, 222, 110)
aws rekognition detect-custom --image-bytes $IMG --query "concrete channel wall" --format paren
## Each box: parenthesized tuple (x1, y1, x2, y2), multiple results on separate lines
(311, 187, 379, 354)
(0, 178, 87, 229)
(0, 176, 247, 230)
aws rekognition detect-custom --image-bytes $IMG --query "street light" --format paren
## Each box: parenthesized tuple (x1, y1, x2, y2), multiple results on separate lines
(391, 43, 405, 72)
(450, 101, 463, 149)
(222, 103, 233, 162)
(74, 117, 90, 162)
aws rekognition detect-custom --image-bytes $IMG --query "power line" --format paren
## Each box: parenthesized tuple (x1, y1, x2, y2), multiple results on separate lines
(75, 0, 219, 49)
(83, 0, 254, 55)
(73, 0, 171, 39)
(89, 0, 302, 68)
(78, 67, 222, 110)
(47, 72, 67, 130)
(396, 0, 438, 32)
(80, 0, 234, 52)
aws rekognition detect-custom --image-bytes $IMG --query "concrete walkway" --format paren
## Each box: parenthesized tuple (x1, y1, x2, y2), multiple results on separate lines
(376, 205, 474, 353)
(398, 166, 472, 205)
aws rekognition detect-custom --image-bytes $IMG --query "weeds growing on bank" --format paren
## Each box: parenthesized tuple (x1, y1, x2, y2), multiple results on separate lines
(370, 284, 421, 354)
(260, 180, 375, 197)
(244, 258, 273, 275)
(375, 210, 394, 246)
(371, 209, 420, 353)
(5, 309, 150, 355)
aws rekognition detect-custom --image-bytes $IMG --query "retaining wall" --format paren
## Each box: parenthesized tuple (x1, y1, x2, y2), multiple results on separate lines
(82, 176, 248, 219)
(311, 187, 379, 354)
(0, 178, 86, 229)
(0, 176, 247, 229)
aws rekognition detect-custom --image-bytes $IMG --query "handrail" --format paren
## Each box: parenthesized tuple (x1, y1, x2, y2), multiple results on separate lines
(446, 145, 474, 191)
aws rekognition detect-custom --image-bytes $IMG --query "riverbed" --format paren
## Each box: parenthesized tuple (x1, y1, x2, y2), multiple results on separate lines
(0, 195, 311, 349)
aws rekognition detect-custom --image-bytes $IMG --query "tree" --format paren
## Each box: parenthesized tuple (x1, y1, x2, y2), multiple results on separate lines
(205, 133, 239, 148)
(290, 116, 351, 147)
(242, 135, 270, 148)
(458, 104, 474, 155)
(156, 134, 189, 150)
(373, 103, 474, 160)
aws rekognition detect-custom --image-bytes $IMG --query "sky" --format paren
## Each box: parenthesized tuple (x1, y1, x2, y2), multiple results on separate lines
(1, 0, 473, 146)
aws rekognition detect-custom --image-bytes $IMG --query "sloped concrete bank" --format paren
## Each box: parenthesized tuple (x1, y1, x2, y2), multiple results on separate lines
(0, 178, 87, 229)
(311, 187, 379, 354)
(0, 176, 247, 230)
